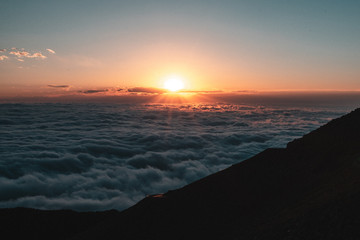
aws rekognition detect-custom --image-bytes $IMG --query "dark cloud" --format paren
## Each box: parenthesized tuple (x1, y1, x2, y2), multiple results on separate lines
(0, 103, 346, 211)
(181, 90, 223, 93)
(80, 89, 109, 94)
(48, 85, 70, 88)
(127, 87, 167, 93)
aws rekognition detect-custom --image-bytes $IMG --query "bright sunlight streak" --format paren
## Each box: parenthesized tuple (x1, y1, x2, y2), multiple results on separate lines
(163, 77, 185, 92)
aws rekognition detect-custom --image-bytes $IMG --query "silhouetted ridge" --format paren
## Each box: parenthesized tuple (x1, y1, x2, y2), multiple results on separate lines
(2, 108, 360, 240)
(287, 108, 360, 153)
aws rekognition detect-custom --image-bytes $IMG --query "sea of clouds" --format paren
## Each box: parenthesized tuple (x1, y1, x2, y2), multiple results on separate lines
(0, 103, 347, 211)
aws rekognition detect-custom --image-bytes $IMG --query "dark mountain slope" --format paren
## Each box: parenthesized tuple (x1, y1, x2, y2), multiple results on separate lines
(2, 108, 360, 240)
(0, 208, 120, 240)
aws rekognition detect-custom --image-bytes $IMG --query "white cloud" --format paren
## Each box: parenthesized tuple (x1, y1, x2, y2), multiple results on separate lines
(27, 52, 47, 59)
(2, 48, 49, 62)
(46, 48, 56, 54)
(10, 51, 30, 57)
(0, 55, 8, 61)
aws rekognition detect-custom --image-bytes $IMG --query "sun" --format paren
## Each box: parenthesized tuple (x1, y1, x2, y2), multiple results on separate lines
(163, 77, 185, 92)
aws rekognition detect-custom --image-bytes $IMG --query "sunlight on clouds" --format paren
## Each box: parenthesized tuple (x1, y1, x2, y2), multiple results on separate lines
(27, 52, 47, 59)
(10, 51, 30, 57)
(46, 49, 56, 54)
(0, 55, 8, 61)
(2, 48, 51, 62)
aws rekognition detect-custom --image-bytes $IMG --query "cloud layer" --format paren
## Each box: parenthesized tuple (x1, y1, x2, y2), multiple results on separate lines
(0, 103, 345, 211)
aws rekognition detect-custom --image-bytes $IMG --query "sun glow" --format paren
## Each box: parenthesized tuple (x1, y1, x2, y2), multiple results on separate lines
(163, 77, 185, 92)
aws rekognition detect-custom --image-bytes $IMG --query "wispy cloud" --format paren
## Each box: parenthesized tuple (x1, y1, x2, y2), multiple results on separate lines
(27, 52, 47, 59)
(128, 87, 167, 94)
(48, 85, 70, 88)
(79, 89, 109, 94)
(181, 90, 224, 94)
(1, 47, 53, 62)
(0, 55, 8, 61)
(46, 48, 56, 54)
(47, 85, 71, 92)
(9, 51, 30, 57)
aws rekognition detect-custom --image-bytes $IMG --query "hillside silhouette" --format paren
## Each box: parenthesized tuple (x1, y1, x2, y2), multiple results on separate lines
(2, 108, 360, 239)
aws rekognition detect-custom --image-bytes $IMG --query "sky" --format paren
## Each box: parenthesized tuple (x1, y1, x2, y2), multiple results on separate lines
(1, 0, 360, 98)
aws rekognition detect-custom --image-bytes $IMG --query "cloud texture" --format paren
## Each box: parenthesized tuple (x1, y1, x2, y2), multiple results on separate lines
(0, 103, 345, 211)
(48, 85, 70, 88)
(0, 47, 54, 62)
(0, 55, 8, 61)
(46, 48, 56, 54)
